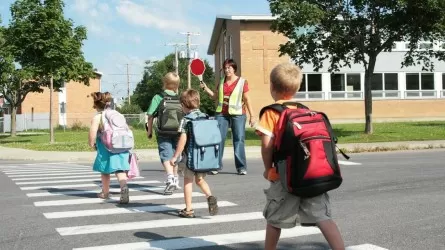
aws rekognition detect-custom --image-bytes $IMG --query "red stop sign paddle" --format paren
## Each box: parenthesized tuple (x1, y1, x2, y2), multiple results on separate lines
(190, 58, 206, 81)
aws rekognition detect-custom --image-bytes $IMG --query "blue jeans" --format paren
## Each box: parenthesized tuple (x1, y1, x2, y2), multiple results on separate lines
(215, 114, 247, 171)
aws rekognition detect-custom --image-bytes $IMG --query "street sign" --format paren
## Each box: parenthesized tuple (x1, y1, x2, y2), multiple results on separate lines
(190, 58, 206, 81)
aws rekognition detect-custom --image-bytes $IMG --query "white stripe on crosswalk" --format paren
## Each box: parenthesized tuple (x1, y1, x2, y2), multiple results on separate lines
(35, 192, 204, 207)
(12, 174, 103, 181)
(3, 166, 90, 172)
(4, 169, 93, 175)
(44, 201, 237, 219)
(57, 212, 264, 236)
(16, 176, 144, 185)
(338, 160, 362, 165)
(344, 244, 388, 250)
(26, 186, 165, 197)
(20, 180, 161, 190)
(72, 227, 321, 250)
(7, 172, 96, 178)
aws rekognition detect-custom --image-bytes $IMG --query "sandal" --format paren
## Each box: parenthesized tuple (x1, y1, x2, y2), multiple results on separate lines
(97, 192, 110, 199)
(119, 185, 129, 204)
(207, 196, 218, 216)
(178, 208, 195, 218)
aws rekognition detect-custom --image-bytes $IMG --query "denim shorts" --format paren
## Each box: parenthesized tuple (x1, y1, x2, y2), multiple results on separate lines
(157, 136, 178, 163)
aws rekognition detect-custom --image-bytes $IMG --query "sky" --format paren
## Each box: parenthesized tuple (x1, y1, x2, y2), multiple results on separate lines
(0, 0, 271, 100)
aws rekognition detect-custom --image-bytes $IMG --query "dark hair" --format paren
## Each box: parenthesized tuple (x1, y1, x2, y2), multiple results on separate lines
(223, 58, 237, 73)
(91, 92, 112, 110)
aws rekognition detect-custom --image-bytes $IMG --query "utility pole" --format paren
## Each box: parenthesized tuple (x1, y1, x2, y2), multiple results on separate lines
(179, 32, 200, 89)
(166, 43, 184, 75)
(126, 63, 130, 105)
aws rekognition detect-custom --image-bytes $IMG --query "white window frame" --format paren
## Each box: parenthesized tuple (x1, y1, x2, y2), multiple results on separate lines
(405, 73, 436, 98)
(329, 73, 362, 100)
(295, 73, 324, 100)
(371, 73, 400, 99)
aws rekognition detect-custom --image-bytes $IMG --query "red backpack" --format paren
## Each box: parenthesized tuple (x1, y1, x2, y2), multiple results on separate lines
(259, 102, 349, 198)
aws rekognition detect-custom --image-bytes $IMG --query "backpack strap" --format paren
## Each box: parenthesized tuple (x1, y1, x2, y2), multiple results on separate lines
(259, 102, 309, 118)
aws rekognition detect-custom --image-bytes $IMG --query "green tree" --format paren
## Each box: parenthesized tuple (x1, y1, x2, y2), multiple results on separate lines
(6, 0, 95, 142)
(268, 0, 445, 134)
(132, 54, 216, 115)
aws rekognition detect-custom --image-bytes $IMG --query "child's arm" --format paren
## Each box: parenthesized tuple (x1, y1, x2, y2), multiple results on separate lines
(88, 114, 100, 150)
(170, 133, 187, 166)
(261, 134, 274, 179)
(146, 115, 154, 139)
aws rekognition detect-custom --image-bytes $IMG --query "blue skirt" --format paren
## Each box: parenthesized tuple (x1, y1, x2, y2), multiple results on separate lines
(93, 138, 130, 174)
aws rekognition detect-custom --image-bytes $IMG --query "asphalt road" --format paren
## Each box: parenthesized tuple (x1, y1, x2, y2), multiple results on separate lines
(0, 149, 444, 250)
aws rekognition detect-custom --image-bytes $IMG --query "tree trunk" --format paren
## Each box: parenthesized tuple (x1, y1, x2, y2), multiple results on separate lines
(364, 56, 377, 134)
(10, 106, 17, 137)
(49, 76, 54, 143)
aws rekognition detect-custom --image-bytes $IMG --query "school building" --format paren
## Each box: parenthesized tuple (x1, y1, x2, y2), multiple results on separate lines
(207, 15, 445, 123)
(0, 72, 102, 132)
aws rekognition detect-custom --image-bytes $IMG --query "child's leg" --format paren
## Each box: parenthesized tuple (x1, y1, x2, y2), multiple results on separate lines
(195, 175, 211, 197)
(100, 174, 110, 194)
(195, 174, 218, 216)
(115, 171, 129, 204)
(183, 175, 194, 211)
(265, 224, 281, 250)
(115, 171, 128, 189)
(317, 220, 345, 250)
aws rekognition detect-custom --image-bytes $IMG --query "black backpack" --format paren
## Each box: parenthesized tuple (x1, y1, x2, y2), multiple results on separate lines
(154, 92, 184, 137)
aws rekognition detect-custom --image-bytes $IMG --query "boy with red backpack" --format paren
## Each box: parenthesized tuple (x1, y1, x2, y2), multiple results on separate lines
(256, 63, 345, 250)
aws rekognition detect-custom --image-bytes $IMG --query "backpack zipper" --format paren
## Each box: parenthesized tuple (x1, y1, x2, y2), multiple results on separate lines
(292, 119, 324, 129)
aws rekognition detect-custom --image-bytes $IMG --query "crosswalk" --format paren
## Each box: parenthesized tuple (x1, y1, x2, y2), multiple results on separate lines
(0, 162, 388, 250)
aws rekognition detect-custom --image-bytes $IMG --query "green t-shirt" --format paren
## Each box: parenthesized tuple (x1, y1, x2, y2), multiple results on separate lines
(146, 90, 178, 116)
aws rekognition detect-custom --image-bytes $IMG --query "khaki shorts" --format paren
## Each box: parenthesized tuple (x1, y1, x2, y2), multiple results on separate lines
(263, 180, 332, 229)
(178, 154, 206, 180)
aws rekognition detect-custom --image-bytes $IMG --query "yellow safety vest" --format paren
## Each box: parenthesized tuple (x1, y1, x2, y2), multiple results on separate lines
(216, 77, 245, 115)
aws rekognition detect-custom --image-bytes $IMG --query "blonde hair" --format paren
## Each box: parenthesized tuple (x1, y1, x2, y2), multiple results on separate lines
(163, 72, 180, 90)
(91, 92, 112, 110)
(270, 63, 303, 96)
(180, 89, 200, 110)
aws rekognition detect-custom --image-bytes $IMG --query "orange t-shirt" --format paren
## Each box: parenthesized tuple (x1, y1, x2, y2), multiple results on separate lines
(255, 100, 299, 181)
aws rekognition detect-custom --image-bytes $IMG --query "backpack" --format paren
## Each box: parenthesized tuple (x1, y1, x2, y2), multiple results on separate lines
(259, 102, 349, 198)
(100, 109, 135, 154)
(184, 112, 222, 172)
(154, 92, 184, 137)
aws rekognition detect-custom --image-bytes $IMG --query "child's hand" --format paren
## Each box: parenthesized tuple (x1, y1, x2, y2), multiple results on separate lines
(147, 132, 152, 139)
(200, 82, 207, 90)
(169, 156, 178, 166)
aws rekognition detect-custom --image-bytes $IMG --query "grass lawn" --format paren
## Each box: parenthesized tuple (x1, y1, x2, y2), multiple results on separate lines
(0, 121, 444, 151)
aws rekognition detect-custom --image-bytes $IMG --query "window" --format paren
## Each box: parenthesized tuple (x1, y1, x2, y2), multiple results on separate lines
(330, 73, 361, 99)
(229, 36, 233, 59)
(224, 36, 228, 60)
(372, 73, 399, 98)
(405, 73, 435, 97)
(331, 73, 361, 91)
(443, 73, 445, 89)
(419, 42, 433, 50)
(296, 74, 323, 99)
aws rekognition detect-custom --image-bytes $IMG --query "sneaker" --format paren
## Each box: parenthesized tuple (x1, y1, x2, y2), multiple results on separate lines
(237, 169, 247, 175)
(209, 171, 219, 175)
(164, 178, 176, 195)
(207, 196, 218, 216)
(173, 176, 181, 190)
(119, 185, 129, 204)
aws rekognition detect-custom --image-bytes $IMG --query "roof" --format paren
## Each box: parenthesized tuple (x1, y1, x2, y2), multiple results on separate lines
(207, 15, 276, 55)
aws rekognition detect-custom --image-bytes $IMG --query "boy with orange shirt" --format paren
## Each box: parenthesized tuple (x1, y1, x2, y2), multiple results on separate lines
(256, 62, 345, 250)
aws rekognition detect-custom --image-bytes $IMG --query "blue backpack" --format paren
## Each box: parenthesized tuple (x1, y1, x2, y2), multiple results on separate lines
(185, 112, 222, 172)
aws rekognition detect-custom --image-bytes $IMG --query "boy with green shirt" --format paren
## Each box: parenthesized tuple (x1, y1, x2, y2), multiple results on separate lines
(146, 72, 183, 195)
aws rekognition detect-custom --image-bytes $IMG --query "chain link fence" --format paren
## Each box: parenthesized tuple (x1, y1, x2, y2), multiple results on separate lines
(0, 113, 146, 133)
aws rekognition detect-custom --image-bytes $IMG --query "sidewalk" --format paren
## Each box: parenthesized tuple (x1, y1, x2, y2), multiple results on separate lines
(0, 140, 444, 162)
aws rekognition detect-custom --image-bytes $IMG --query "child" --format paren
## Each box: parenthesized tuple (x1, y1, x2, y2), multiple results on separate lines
(256, 63, 345, 250)
(146, 72, 181, 195)
(169, 89, 218, 218)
